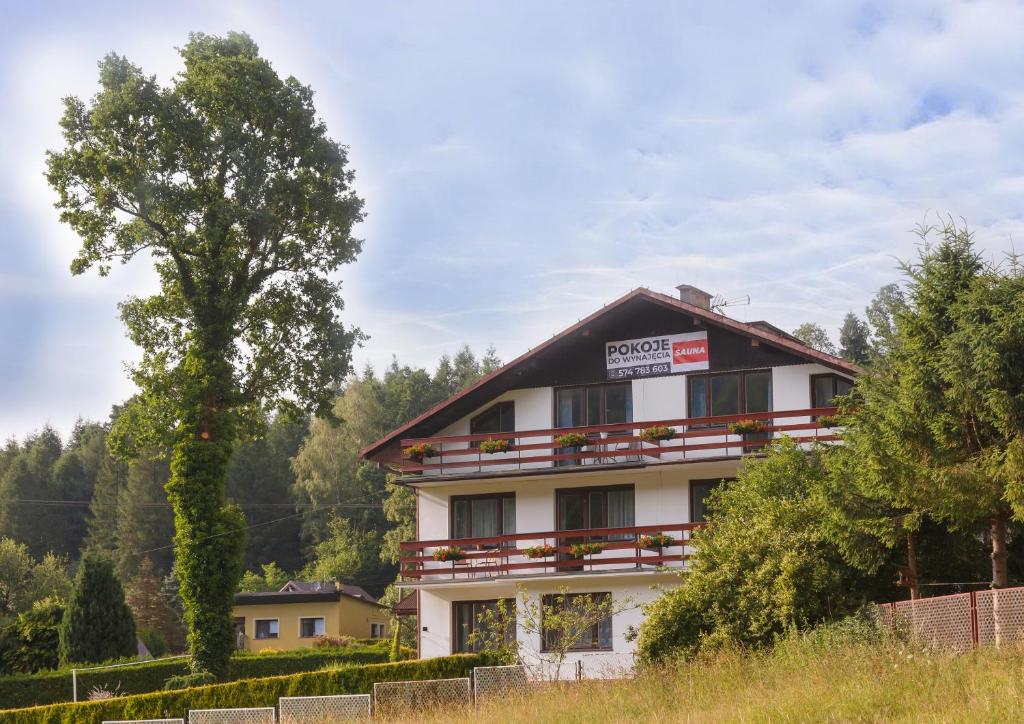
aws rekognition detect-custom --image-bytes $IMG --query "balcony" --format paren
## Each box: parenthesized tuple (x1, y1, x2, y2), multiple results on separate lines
(399, 523, 703, 582)
(398, 406, 838, 477)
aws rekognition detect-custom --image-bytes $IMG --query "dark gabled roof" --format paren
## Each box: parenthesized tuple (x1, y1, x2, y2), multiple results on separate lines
(279, 580, 377, 602)
(395, 593, 417, 616)
(359, 287, 859, 462)
(234, 582, 386, 609)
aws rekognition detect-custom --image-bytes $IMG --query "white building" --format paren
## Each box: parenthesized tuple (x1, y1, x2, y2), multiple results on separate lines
(361, 286, 856, 677)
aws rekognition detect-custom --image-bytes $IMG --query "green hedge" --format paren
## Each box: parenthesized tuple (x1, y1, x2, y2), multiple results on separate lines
(0, 643, 394, 710)
(0, 654, 495, 724)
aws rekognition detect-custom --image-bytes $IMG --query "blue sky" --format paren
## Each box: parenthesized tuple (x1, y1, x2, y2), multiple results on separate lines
(2, 1, 1024, 441)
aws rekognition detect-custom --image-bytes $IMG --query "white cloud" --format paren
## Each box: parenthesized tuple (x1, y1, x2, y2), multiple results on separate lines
(4, 0, 1024, 439)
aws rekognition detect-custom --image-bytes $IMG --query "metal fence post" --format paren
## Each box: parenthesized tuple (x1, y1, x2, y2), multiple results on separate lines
(969, 590, 979, 648)
(72, 668, 77, 703)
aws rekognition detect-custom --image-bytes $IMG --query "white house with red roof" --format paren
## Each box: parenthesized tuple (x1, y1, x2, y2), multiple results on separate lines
(361, 285, 855, 677)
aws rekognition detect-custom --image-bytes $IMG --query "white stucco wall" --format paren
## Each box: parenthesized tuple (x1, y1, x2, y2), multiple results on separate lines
(418, 575, 675, 679)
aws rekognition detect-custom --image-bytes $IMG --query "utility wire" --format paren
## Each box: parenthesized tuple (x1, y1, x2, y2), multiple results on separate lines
(4, 498, 383, 509)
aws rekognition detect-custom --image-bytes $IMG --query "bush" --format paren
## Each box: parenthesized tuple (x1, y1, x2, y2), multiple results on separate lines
(0, 641, 392, 710)
(59, 555, 136, 666)
(2, 653, 497, 723)
(311, 635, 354, 648)
(635, 441, 878, 663)
(163, 671, 215, 690)
(1, 598, 64, 674)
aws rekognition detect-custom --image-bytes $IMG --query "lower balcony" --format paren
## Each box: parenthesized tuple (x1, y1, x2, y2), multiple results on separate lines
(398, 523, 704, 583)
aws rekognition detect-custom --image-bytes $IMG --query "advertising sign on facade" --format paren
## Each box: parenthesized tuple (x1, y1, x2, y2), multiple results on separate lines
(605, 331, 710, 380)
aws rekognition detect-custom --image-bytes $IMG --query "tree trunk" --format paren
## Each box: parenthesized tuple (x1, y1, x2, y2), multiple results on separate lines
(164, 346, 245, 678)
(906, 531, 921, 600)
(991, 516, 1009, 589)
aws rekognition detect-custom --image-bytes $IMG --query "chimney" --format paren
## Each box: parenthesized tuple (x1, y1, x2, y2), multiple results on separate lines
(675, 284, 713, 310)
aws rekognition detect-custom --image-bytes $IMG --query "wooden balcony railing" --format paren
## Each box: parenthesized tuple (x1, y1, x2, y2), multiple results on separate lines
(398, 407, 839, 476)
(398, 522, 704, 581)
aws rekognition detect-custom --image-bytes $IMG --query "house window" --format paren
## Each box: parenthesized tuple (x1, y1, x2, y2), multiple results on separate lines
(453, 599, 516, 653)
(688, 370, 772, 421)
(690, 478, 736, 523)
(470, 401, 515, 447)
(541, 593, 613, 651)
(254, 619, 279, 640)
(555, 383, 632, 428)
(299, 617, 325, 638)
(811, 374, 853, 408)
(451, 493, 515, 541)
(556, 485, 635, 533)
(370, 622, 387, 638)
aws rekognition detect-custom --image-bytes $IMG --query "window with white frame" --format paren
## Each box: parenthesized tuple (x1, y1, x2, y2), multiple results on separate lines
(299, 616, 325, 638)
(370, 622, 387, 638)
(254, 618, 279, 639)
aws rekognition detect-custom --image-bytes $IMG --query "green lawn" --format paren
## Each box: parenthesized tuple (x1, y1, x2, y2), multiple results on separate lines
(412, 634, 1024, 722)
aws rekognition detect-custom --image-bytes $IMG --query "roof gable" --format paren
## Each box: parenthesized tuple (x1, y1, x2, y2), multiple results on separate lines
(360, 288, 858, 462)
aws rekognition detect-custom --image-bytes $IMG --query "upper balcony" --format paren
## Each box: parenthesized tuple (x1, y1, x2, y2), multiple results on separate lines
(397, 406, 839, 479)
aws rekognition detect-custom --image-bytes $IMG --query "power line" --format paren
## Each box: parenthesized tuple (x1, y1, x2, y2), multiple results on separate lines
(4, 498, 383, 510)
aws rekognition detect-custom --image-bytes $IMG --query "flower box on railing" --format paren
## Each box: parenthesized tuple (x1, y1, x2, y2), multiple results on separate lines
(554, 432, 589, 449)
(432, 546, 465, 562)
(523, 543, 556, 559)
(639, 533, 674, 549)
(568, 542, 606, 559)
(728, 419, 769, 435)
(404, 442, 438, 461)
(639, 425, 676, 443)
(478, 438, 512, 454)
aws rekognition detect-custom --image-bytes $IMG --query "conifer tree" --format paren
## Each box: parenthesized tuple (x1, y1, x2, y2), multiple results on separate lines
(59, 554, 136, 665)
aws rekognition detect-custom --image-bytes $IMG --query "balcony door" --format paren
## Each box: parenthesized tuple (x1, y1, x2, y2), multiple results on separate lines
(554, 383, 632, 466)
(556, 486, 635, 569)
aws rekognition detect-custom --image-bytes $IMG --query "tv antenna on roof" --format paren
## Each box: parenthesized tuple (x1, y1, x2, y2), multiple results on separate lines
(711, 294, 750, 314)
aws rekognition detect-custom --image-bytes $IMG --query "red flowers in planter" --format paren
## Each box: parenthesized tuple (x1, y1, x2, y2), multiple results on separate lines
(404, 442, 438, 461)
(640, 426, 676, 443)
(728, 419, 769, 435)
(432, 546, 465, 562)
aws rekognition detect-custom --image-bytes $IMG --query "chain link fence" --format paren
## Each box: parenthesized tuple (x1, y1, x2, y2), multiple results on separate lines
(103, 720, 185, 724)
(879, 584, 1024, 652)
(472, 664, 529, 702)
(279, 694, 371, 722)
(188, 708, 276, 724)
(373, 677, 472, 718)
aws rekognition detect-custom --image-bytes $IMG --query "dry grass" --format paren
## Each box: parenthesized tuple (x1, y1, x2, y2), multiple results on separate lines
(393, 635, 1024, 723)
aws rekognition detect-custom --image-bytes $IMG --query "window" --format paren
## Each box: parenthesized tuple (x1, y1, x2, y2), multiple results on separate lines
(690, 478, 734, 523)
(298, 617, 325, 638)
(811, 374, 853, 408)
(470, 401, 515, 447)
(453, 599, 516, 653)
(555, 383, 632, 466)
(451, 493, 516, 542)
(555, 383, 632, 428)
(254, 619, 279, 639)
(370, 622, 387, 638)
(541, 593, 613, 651)
(688, 370, 772, 421)
(556, 486, 635, 532)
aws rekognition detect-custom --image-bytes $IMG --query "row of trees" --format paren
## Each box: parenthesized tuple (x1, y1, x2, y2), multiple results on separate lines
(638, 220, 1024, 661)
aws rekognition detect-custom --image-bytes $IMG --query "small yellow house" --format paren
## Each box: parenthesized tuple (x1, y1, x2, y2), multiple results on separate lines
(233, 581, 390, 652)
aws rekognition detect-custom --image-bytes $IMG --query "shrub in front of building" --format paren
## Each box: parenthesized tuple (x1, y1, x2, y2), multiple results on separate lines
(0, 641, 392, 710)
(1, 653, 497, 724)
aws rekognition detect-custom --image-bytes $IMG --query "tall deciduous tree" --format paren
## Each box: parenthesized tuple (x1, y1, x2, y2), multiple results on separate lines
(792, 322, 837, 356)
(46, 32, 364, 675)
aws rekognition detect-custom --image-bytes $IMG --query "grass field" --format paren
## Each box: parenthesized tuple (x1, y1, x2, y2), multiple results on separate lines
(403, 623, 1024, 723)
